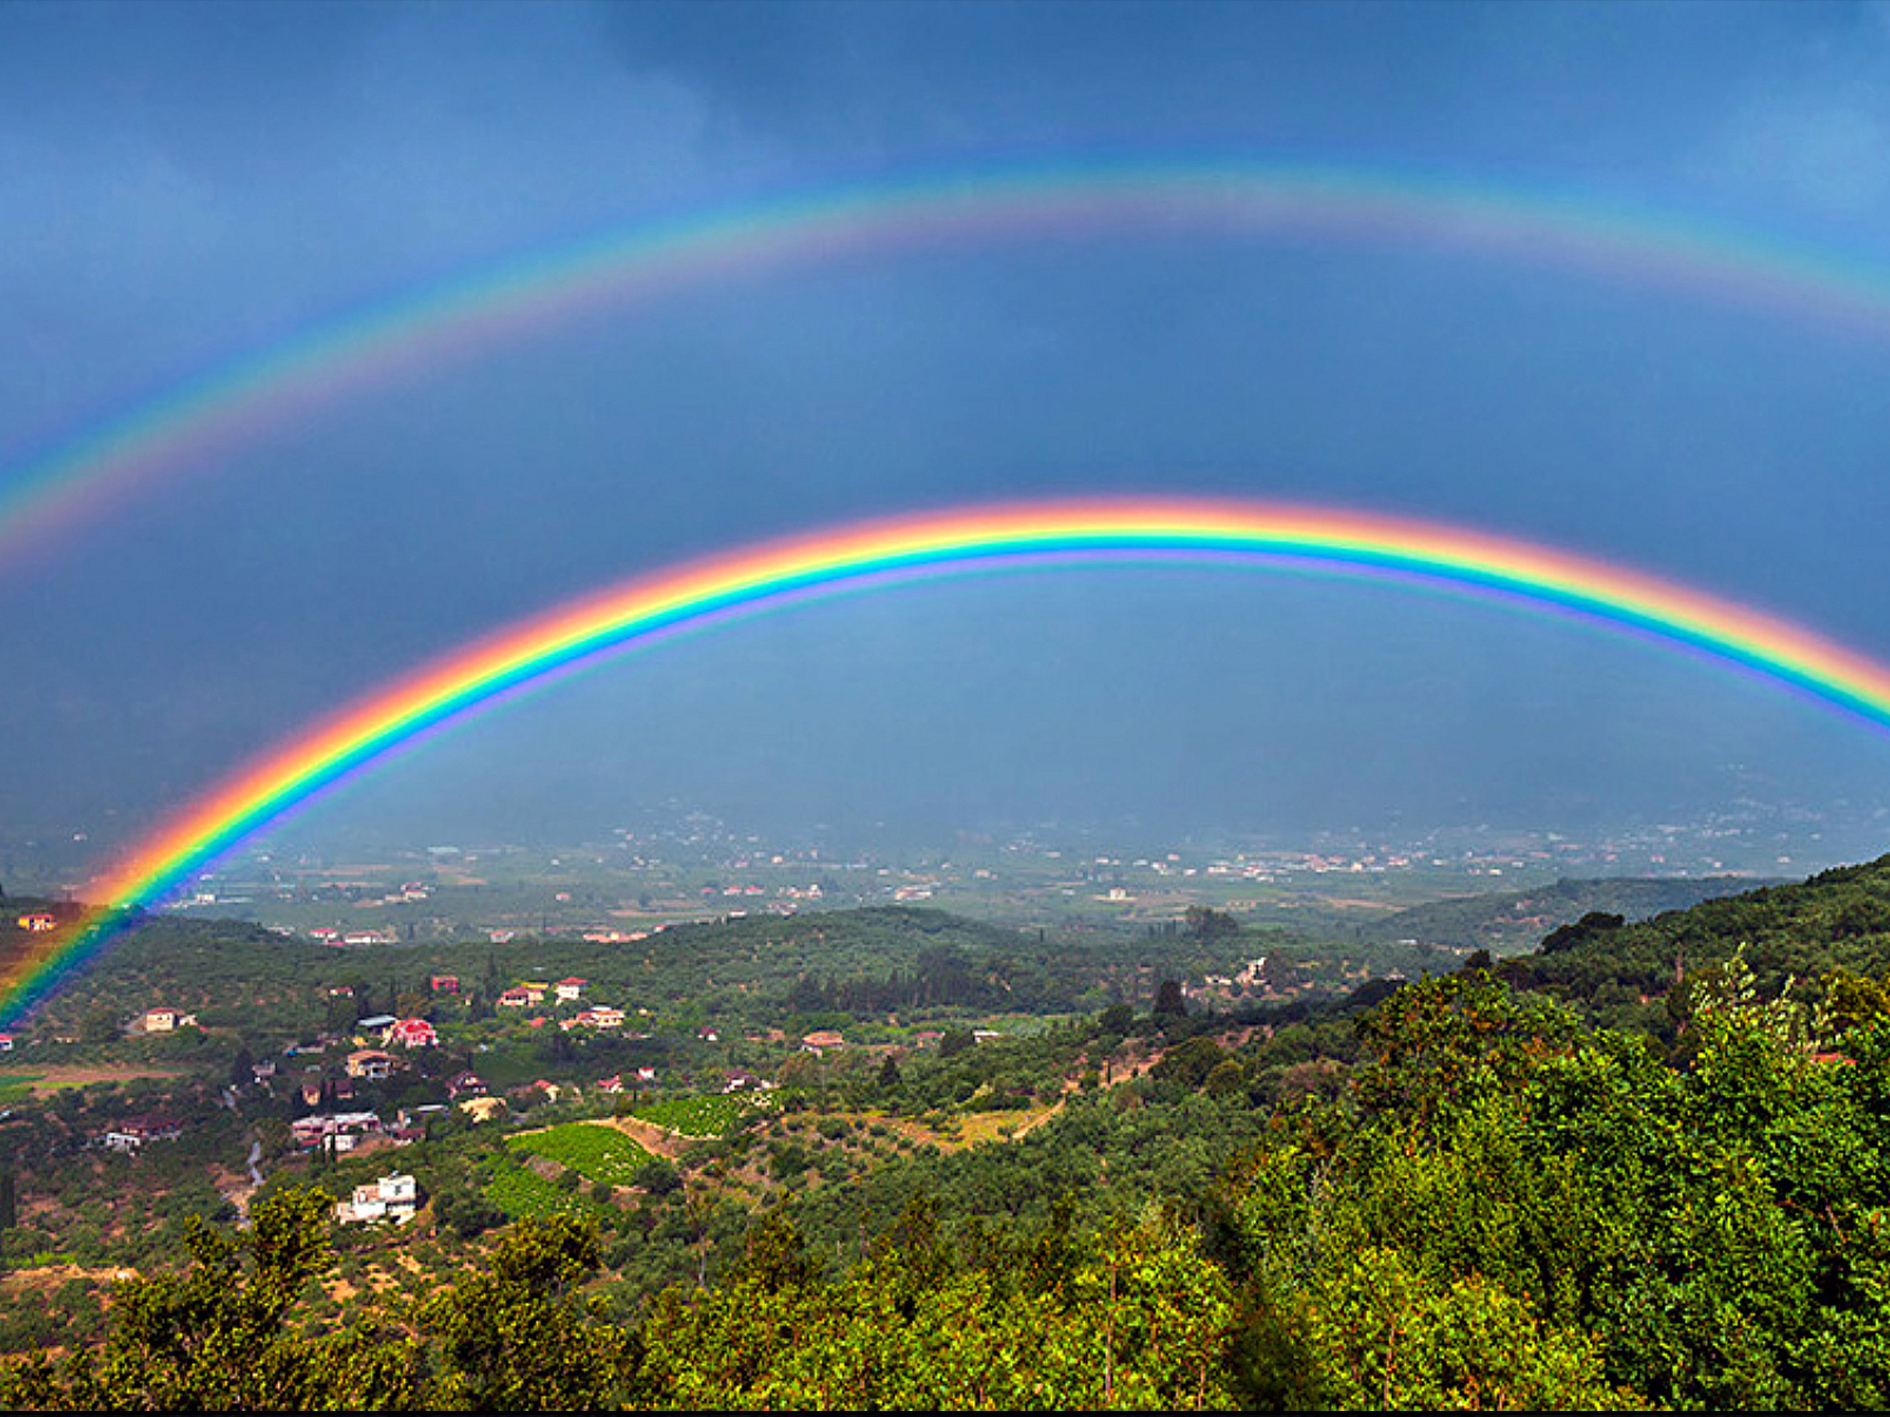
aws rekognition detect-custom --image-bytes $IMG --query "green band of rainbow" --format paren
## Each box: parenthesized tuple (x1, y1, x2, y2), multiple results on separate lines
(6, 158, 1890, 574)
(5, 495, 1889, 1026)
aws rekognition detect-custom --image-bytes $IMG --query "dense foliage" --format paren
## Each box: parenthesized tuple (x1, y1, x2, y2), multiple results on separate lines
(15, 858, 1890, 1407)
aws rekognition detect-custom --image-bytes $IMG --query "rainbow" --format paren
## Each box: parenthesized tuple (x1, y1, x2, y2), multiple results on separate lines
(7, 157, 1890, 571)
(7, 494, 1890, 1026)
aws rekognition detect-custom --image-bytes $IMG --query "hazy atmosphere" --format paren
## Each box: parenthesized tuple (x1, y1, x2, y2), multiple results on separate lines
(6, 0, 1890, 874)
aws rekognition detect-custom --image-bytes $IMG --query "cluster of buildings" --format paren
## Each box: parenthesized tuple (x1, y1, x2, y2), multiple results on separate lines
(497, 976, 589, 1009)
(101, 1113, 185, 1153)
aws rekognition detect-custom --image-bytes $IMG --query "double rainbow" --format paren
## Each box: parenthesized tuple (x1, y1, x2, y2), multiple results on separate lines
(5, 495, 1890, 1027)
(6, 158, 1890, 575)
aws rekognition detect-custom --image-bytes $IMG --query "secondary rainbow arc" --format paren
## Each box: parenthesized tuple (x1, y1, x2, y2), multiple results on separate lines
(7, 157, 1890, 575)
(6, 495, 1890, 1028)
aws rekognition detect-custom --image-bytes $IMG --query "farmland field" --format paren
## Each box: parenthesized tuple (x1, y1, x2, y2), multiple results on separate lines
(629, 1094, 762, 1137)
(507, 1121, 653, 1185)
(483, 1162, 594, 1220)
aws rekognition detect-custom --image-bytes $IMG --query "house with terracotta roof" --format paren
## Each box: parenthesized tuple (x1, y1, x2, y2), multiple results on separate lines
(554, 977, 587, 1002)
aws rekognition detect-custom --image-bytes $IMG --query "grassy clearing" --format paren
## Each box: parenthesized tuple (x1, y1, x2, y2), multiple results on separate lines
(0, 1075, 42, 1104)
(0, 1066, 184, 1096)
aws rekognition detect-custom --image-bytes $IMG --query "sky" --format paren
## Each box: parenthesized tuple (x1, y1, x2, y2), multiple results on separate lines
(4, 0, 1890, 878)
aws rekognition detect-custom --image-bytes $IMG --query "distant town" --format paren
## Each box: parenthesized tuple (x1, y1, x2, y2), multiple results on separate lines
(0, 793, 1862, 948)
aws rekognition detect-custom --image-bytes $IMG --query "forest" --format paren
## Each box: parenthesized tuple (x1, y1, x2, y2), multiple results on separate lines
(10, 857, 1890, 1407)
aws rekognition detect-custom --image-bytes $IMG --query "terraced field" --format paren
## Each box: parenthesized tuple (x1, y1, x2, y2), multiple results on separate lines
(507, 1121, 654, 1186)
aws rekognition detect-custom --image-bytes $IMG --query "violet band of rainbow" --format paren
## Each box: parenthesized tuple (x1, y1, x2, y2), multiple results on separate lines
(6, 159, 1890, 575)
(6, 496, 1890, 1027)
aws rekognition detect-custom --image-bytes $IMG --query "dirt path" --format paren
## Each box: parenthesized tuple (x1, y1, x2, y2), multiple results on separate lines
(0, 1064, 185, 1093)
(512, 1113, 693, 1160)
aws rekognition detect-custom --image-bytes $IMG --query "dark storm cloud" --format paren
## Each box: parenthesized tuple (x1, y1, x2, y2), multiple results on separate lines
(2, 0, 1889, 866)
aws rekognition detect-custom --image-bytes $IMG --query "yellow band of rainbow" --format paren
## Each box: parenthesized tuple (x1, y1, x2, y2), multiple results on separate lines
(6, 496, 1887, 1025)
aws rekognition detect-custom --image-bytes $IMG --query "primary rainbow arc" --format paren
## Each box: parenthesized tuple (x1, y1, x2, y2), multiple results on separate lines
(6, 495, 1890, 1027)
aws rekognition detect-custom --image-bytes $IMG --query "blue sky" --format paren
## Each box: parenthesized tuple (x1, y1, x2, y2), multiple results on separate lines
(4, 0, 1890, 867)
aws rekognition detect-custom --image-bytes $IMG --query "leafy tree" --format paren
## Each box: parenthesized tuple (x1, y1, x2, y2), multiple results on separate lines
(416, 1213, 623, 1410)
(1184, 906, 1241, 940)
(3, 1186, 333, 1410)
(1153, 980, 1187, 1020)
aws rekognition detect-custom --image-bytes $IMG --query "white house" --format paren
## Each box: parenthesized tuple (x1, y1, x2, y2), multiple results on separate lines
(102, 1113, 184, 1152)
(335, 1172, 419, 1224)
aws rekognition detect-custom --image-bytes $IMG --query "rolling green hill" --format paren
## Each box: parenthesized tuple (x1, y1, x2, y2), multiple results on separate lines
(1355, 874, 1778, 954)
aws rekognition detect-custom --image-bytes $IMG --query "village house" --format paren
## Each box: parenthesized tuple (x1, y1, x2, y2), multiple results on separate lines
(697, 1024, 720, 1043)
(16, 913, 57, 933)
(346, 1048, 397, 1081)
(570, 1006, 625, 1030)
(445, 1070, 488, 1100)
(429, 974, 460, 994)
(290, 1111, 384, 1152)
(101, 1113, 184, 1153)
(801, 1029, 846, 1055)
(721, 1069, 765, 1094)
(138, 1007, 197, 1034)
(383, 1017, 438, 1049)
(0, 1033, 14, 1053)
(334, 1172, 418, 1225)
(554, 977, 587, 1002)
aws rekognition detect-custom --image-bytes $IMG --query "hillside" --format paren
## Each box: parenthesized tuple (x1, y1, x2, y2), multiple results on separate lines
(1499, 852, 1890, 1016)
(1353, 874, 1777, 955)
(13, 857, 1890, 1407)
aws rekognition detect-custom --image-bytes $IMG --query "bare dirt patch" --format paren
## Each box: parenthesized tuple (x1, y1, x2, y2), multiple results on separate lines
(592, 1114, 689, 1160)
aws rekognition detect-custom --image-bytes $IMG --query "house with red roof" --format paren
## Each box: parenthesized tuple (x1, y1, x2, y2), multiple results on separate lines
(383, 1017, 438, 1049)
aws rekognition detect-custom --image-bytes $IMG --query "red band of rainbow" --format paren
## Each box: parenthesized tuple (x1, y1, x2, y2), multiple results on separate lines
(5, 496, 1888, 1026)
